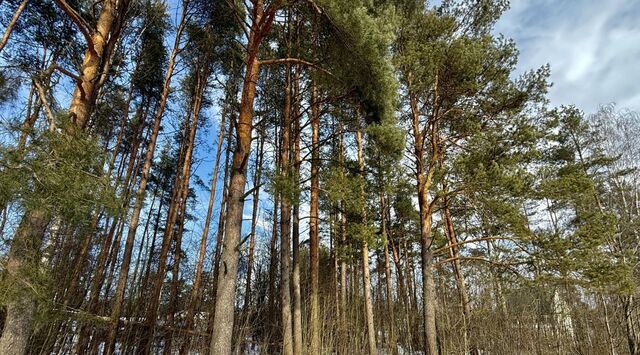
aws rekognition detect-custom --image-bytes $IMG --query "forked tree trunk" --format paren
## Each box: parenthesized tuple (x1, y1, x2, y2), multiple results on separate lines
(208, 1, 279, 351)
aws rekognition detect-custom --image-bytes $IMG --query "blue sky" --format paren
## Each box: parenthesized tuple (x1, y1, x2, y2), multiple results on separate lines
(494, 0, 640, 113)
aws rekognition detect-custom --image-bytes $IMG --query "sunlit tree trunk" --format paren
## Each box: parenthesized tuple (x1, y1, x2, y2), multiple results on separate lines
(208, 2, 280, 353)
(409, 90, 439, 355)
(279, 58, 294, 355)
(0, 0, 28, 54)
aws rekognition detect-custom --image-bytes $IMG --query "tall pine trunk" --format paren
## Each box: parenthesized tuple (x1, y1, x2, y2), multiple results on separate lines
(356, 127, 377, 354)
(308, 75, 322, 354)
(279, 59, 294, 355)
(410, 91, 438, 355)
(104, 6, 186, 352)
(180, 85, 230, 355)
(208, 1, 280, 351)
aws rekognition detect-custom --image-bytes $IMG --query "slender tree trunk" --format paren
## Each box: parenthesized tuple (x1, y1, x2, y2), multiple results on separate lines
(267, 191, 280, 340)
(338, 127, 348, 350)
(104, 7, 186, 352)
(356, 128, 377, 355)
(442, 189, 474, 355)
(267, 124, 280, 347)
(148, 62, 208, 355)
(309, 75, 322, 355)
(409, 91, 438, 355)
(623, 295, 639, 355)
(380, 191, 397, 354)
(162, 117, 198, 354)
(600, 295, 617, 355)
(180, 92, 229, 355)
(210, 100, 235, 312)
(279, 58, 294, 355)
(242, 124, 264, 319)
(291, 65, 303, 355)
(0, 0, 28, 54)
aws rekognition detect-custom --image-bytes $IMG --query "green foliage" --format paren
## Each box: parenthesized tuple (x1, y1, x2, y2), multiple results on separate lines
(0, 117, 120, 225)
(533, 211, 634, 293)
(132, 0, 169, 100)
(318, 0, 398, 122)
(322, 164, 365, 214)
(366, 120, 405, 162)
(185, 0, 242, 72)
(0, 255, 54, 324)
(0, 69, 20, 104)
(266, 167, 302, 205)
(530, 108, 635, 294)
(348, 222, 378, 246)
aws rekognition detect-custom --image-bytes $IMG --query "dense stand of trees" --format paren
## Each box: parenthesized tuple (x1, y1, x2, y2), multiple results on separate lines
(0, 0, 638, 354)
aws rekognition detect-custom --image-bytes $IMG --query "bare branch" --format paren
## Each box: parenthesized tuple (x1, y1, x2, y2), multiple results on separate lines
(32, 79, 57, 131)
(259, 58, 337, 80)
(53, 0, 95, 48)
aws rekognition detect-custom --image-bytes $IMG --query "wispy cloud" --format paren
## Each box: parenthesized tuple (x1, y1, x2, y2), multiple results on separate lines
(494, 0, 640, 112)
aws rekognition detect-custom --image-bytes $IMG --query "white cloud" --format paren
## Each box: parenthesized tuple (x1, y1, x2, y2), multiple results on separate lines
(494, 0, 640, 113)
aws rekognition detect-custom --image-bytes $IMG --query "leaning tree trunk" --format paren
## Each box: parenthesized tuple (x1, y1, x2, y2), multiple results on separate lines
(104, 7, 186, 352)
(0, 0, 28, 54)
(180, 86, 230, 355)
